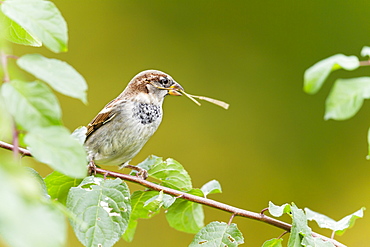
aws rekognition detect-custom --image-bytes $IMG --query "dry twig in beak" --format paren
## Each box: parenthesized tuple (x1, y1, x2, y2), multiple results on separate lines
(179, 90, 229, 109)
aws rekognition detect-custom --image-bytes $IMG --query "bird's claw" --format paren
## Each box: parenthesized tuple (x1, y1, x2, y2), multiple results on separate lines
(88, 160, 97, 176)
(120, 164, 148, 180)
(137, 169, 148, 180)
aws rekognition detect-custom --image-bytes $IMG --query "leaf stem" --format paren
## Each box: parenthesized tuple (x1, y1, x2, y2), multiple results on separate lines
(278, 231, 288, 239)
(331, 230, 335, 239)
(0, 50, 10, 83)
(12, 122, 20, 158)
(0, 141, 347, 247)
(227, 213, 236, 225)
(1, 51, 20, 157)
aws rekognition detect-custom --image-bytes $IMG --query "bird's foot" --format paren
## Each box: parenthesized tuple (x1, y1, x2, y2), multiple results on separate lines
(88, 160, 97, 175)
(120, 164, 148, 180)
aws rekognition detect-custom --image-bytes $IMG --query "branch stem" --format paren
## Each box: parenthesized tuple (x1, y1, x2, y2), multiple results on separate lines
(0, 51, 10, 83)
(0, 141, 347, 247)
(11, 122, 19, 158)
(359, 60, 370, 66)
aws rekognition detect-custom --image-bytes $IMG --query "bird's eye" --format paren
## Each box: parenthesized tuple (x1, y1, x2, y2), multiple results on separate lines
(159, 77, 170, 87)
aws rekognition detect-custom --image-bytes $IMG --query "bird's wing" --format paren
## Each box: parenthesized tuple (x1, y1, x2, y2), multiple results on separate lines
(86, 98, 126, 139)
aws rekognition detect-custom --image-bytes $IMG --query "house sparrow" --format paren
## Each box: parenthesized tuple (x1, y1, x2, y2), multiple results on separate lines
(84, 70, 183, 179)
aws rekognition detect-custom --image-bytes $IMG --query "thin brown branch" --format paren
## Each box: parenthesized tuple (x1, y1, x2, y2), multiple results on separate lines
(12, 123, 19, 158)
(0, 51, 10, 83)
(359, 60, 370, 66)
(95, 168, 345, 247)
(227, 213, 236, 225)
(0, 141, 346, 247)
(0, 140, 31, 156)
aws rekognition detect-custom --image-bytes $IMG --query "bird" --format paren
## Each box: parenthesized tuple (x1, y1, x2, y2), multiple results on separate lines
(84, 70, 184, 179)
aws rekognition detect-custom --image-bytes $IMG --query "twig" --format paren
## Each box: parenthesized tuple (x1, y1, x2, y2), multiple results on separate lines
(0, 141, 347, 247)
(0, 140, 31, 156)
(278, 231, 288, 239)
(0, 51, 10, 83)
(228, 213, 236, 225)
(12, 122, 19, 158)
(359, 60, 370, 66)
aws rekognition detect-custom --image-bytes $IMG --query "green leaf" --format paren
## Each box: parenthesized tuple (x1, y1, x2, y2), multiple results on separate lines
(261, 238, 283, 247)
(133, 155, 162, 173)
(144, 190, 175, 210)
(268, 203, 336, 246)
(187, 188, 205, 197)
(166, 197, 204, 233)
(67, 177, 131, 247)
(26, 167, 49, 199)
(123, 190, 160, 242)
(1, 80, 62, 131)
(304, 54, 359, 94)
(44, 171, 83, 205)
(161, 193, 176, 208)
(1, 0, 68, 53)
(305, 207, 365, 236)
(189, 221, 244, 247)
(17, 54, 87, 103)
(325, 77, 370, 120)
(0, 158, 66, 247)
(361, 46, 370, 57)
(24, 126, 87, 178)
(201, 179, 222, 197)
(130, 191, 161, 220)
(268, 201, 291, 217)
(288, 203, 334, 247)
(288, 204, 316, 247)
(2, 14, 42, 47)
(71, 126, 88, 144)
(137, 156, 192, 191)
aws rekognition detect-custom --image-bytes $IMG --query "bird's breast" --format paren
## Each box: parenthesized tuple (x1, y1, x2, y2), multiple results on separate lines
(132, 102, 161, 125)
(85, 101, 163, 166)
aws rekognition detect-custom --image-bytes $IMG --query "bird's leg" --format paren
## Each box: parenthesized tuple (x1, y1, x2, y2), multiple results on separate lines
(119, 163, 148, 180)
(87, 159, 97, 175)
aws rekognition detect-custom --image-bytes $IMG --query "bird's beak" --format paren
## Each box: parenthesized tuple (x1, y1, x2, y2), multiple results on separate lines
(168, 82, 184, 96)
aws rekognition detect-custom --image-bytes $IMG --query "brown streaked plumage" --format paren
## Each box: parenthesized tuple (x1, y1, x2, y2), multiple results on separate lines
(84, 70, 183, 178)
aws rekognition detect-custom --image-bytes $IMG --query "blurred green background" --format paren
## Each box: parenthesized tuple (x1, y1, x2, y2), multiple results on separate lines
(5, 0, 370, 246)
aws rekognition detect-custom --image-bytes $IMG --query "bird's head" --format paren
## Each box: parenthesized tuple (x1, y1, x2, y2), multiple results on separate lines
(123, 70, 184, 104)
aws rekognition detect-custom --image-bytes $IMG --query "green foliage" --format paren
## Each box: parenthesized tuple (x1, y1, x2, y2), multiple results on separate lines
(123, 190, 162, 242)
(268, 202, 364, 247)
(25, 126, 87, 178)
(126, 156, 223, 239)
(1, 0, 68, 52)
(303, 46, 370, 157)
(17, 54, 87, 103)
(2, 14, 42, 47)
(67, 177, 131, 247)
(1, 80, 62, 131)
(305, 207, 365, 236)
(325, 77, 370, 120)
(0, 0, 88, 180)
(0, 158, 66, 247)
(200, 179, 222, 197)
(261, 238, 283, 247)
(44, 171, 83, 205)
(166, 196, 205, 233)
(189, 221, 244, 247)
(304, 54, 359, 95)
(134, 155, 193, 191)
